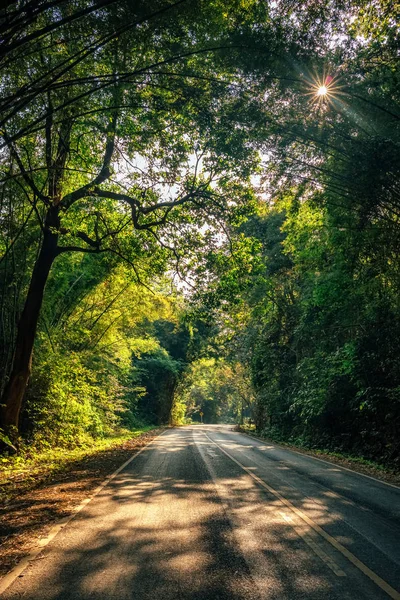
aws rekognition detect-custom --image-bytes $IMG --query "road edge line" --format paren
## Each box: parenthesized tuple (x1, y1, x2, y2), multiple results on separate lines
(206, 433, 400, 600)
(0, 429, 168, 596)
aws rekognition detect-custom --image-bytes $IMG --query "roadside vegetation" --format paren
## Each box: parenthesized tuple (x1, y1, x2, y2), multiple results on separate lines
(237, 424, 400, 487)
(0, 426, 158, 504)
(0, 0, 399, 474)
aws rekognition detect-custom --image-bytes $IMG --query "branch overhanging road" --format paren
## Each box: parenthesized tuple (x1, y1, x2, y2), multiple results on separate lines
(1, 425, 399, 600)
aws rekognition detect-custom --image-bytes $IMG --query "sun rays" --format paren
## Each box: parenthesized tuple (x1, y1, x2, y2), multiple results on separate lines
(305, 73, 345, 108)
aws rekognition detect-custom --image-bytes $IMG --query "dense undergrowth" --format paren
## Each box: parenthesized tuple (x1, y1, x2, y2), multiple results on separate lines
(0, 426, 157, 503)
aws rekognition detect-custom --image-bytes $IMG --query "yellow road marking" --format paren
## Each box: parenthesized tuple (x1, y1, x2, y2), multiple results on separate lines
(280, 512, 346, 577)
(205, 433, 400, 600)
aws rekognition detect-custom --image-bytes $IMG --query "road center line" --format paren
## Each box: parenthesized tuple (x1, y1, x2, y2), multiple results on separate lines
(205, 432, 400, 600)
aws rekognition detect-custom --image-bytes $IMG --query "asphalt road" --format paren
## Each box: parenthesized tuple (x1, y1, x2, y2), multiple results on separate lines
(2, 425, 400, 600)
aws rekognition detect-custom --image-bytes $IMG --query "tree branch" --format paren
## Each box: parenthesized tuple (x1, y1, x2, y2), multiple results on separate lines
(0, 0, 120, 58)
(0, 205, 35, 266)
(62, 105, 118, 208)
(75, 231, 100, 248)
(3, 131, 49, 203)
(56, 245, 107, 255)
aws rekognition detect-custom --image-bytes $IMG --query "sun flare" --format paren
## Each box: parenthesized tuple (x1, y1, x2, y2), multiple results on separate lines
(305, 73, 343, 108)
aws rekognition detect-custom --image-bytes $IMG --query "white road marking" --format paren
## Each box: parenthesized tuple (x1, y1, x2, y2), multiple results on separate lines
(0, 430, 167, 595)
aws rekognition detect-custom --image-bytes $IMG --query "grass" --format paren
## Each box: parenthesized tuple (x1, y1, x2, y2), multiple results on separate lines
(309, 448, 391, 472)
(237, 424, 400, 485)
(0, 426, 156, 493)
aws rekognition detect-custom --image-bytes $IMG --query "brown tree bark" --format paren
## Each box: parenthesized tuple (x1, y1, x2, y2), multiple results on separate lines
(0, 207, 60, 435)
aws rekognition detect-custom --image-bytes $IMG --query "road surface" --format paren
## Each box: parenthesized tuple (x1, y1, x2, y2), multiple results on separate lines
(1, 425, 400, 599)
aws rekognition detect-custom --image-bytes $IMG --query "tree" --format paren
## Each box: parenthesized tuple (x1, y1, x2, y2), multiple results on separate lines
(21, 260, 186, 443)
(134, 318, 191, 424)
(0, 0, 274, 435)
(177, 358, 255, 424)
(185, 0, 400, 457)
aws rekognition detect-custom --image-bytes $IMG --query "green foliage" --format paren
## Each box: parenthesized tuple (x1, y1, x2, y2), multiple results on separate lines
(0, 427, 158, 503)
(174, 0, 400, 466)
(1, 1, 399, 467)
(133, 318, 192, 425)
(176, 358, 255, 424)
(14, 252, 185, 446)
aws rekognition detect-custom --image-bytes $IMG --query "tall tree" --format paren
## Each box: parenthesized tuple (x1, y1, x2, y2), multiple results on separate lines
(0, 0, 278, 435)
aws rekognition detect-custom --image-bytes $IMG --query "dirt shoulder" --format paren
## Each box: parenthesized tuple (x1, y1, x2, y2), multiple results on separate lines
(0, 428, 165, 578)
(238, 428, 400, 488)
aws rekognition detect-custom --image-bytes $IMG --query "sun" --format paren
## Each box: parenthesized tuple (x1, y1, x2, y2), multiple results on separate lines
(317, 85, 328, 96)
(305, 73, 343, 108)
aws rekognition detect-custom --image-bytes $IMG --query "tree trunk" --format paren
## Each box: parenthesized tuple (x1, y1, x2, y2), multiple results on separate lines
(0, 208, 59, 435)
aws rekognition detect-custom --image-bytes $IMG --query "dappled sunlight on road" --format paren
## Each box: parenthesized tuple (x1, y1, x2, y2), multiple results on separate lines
(2, 426, 399, 600)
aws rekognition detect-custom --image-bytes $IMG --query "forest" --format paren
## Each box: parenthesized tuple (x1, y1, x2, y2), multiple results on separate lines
(0, 0, 399, 468)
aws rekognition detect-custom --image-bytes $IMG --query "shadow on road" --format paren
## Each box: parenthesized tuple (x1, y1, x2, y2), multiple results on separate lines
(2, 428, 395, 600)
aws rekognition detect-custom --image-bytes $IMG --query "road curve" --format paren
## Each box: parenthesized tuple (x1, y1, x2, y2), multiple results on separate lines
(1, 425, 399, 600)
